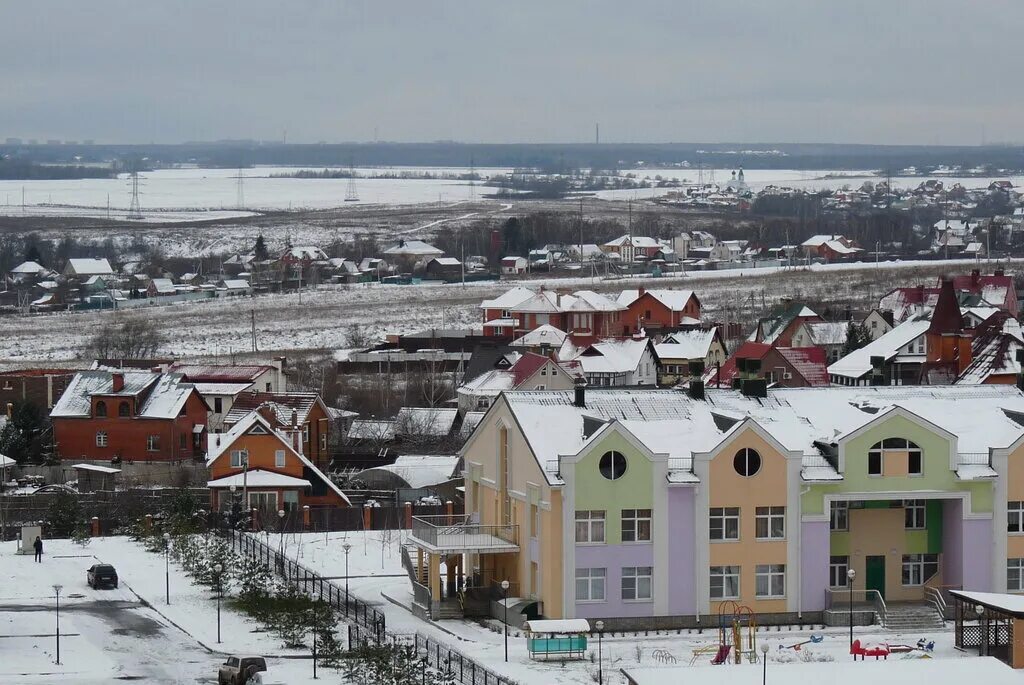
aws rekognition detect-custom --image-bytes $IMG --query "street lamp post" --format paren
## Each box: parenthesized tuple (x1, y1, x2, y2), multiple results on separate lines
(312, 607, 318, 680)
(595, 620, 604, 685)
(163, 532, 171, 605)
(760, 643, 769, 684)
(501, 579, 510, 662)
(976, 604, 986, 656)
(53, 584, 63, 665)
(214, 563, 223, 644)
(278, 509, 286, 552)
(847, 568, 856, 659)
(228, 484, 237, 528)
(342, 542, 352, 617)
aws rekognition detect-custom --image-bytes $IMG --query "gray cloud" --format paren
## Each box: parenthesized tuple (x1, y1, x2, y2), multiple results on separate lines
(1, 0, 1021, 145)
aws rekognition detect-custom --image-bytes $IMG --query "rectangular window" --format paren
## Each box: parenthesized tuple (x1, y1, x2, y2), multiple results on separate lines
(320, 432, 327, 450)
(275, 449, 286, 467)
(530, 503, 539, 538)
(214, 397, 223, 413)
(755, 564, 786, 598)
(710, 566, 740, 600)
(621, 509, 652, 542)
(95, 431, 108, 447)
(230, 449, 249, 468)
(303, 424, 310, 443)
(621, 566, 653, 601)
(902, 553, 939, 586)
(574, 510, 605, 543)
(904, 500, 926, 529)
(179, 433, 187, 450)
(1009, 559, 1024, 592)
(575, 568, 606, 601)
(248, 491, 277, 510)
(868, 450, 882, 476)
(830, 501, 849, 531)
(146, 435, 160, 452)
(709, 507, 740, 541)
(755, 506, 785, 540)
(908, 447, 922, 475)
(1010, 502, 1024, 534)
(830, 556, 849, 588)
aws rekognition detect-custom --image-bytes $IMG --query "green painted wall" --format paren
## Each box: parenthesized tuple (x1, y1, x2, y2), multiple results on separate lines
(802, 413, 994, 515)
(926, 500, 943, 553)
(572, 430, 653, 545)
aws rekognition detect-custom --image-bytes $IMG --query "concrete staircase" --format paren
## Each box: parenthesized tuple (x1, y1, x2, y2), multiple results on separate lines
(883, 602, 946, 632)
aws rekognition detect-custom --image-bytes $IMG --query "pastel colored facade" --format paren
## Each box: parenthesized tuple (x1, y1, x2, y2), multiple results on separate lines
(439, 384, 1024, 629)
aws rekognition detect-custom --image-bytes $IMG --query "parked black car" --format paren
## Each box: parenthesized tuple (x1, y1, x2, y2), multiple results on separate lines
(86, 563, 118, 589)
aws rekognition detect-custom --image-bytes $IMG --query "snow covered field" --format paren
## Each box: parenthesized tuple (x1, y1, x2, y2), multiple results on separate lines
(0, 204, 259, 223)
(263, 531, 1003, 685)
(0, 537, 323, 683)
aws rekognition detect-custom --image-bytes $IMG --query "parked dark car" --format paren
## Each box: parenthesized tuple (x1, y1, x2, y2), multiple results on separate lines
(218, 656, 267, 685)
(86, 563, 118, 589)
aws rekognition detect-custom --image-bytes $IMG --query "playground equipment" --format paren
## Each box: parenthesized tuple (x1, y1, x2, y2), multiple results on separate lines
(779, 634, 823, 651)
(850, 639, 890, 660)
(715, 602, 758, 664)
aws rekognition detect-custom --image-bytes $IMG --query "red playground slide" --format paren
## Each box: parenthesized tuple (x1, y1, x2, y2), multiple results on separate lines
(711, 644, 732, 665)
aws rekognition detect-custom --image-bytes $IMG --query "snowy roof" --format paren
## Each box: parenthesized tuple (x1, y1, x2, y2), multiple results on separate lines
(193, 382, 254, 397)
(509, 290, 561, 313)
(383, 240, 443, 256)
(457, 369, 515, 396)
(170, 363, 274, 383)
(459, 411, 486, 437)
(480, 287, 535, 310)
(801, 234, 847, 247)
(223, 392, 324, 427)
(395, 407, 459, 437)
(11, 260, 44, 274)
(0, 454, 14, 469)
(429, 257, 462, 266)
(355, 455, 461, 489)
(51, 371, 194, 419)
(66, 258, 113, 276)
(220, 279, 251, 289)
(603, 235, 661, 248)
(286, 246, 328, 260)
(950, 590, 1024, 616)
(523, 619, 591, 634)
(72, 463, 121, 474)
(348, 419, 396, 441)
(655, 329, 717, 360)
(827, 317, 931, 379)
(804, 321, 849, 346)
(563, 338, 649, 374)
(149, 278, 175, 293)
(511, 325, 567, 348)
(490, 385, 1024, 487)
(561, 290, 624, 312)
(207, 469, 312, 489)
(617, 289, 696, 312)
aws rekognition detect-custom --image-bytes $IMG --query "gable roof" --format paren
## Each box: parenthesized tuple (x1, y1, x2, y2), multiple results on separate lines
(827, 317, 932, 380)
(803, 321, 849, 346)
(383, 240, 443, 256)
(655, 329, 718, 360)
(223, 391, 325, 427)
(776, 347, 830, 386)
(562, 338, 651, 374)
(51, 370, 195, 419)
(511, 325, 567, 349)
(480, 287, 535, 310)
(169, 363, 275, 383)
(66, 258, 113, 276)
(617, 289, 698, 312)
(206, 411, 350, 505)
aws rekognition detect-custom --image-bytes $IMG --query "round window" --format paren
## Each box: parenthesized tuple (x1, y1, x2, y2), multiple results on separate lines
(599, 451, 627, 480)
(733, 448, 762, 477)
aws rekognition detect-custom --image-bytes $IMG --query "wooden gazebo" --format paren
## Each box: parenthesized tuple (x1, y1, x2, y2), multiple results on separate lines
(949, 590, 1024, 668)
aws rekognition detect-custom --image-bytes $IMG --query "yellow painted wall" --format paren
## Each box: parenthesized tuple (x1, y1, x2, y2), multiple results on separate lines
(708, 428, 789, 614)
(846, 507, 942, 601)
(1008, 445, 1024, 560)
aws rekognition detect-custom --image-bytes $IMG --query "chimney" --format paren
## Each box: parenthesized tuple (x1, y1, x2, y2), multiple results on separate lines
(111, 373, 124, 392)
(996, 269, 1005, 277)
(688, 360, 705, 400)
(971, 269, 980, 286)
(573, 377, 587, 408)
(291, 409, 298, 428)
(638, 287, 646, 298)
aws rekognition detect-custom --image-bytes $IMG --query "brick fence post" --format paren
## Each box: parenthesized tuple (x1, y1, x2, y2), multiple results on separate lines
(90, 516, 100, 537)
(404, 502, 413, 530)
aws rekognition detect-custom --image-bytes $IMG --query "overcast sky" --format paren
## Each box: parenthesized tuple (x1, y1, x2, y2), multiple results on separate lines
(3, 1, 1022, 146)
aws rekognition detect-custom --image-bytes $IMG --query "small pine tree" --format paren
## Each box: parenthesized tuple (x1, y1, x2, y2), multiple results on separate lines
(254, 235, 269, 261)
(842, 321, 871, 356)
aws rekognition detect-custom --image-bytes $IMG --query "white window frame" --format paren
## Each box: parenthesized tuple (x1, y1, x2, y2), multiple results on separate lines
(755, 506, 785, 540)
(575, 568, 606, 602)
(829, 556, 849, 588)
(830, 501, 849, 531)
(1009, 558, 1024, 592)
(621, 566, 653, 601)
(710, 565, 740, 600)
(901, 553, 939, 586)
(230, 449, 249, 468)
(621, 509, 652, 543)
(248, 491, 278, 511)
(146, 435, 160, 452)
(95, 431, 108, 447)
(755, 564, 786, 598)
(1010, 502, 1024, 534)
(904, 499, 926, 530)
(709, 507, 740, 541)
(275, 449, 286, 468)
(574, 510, 606, 544)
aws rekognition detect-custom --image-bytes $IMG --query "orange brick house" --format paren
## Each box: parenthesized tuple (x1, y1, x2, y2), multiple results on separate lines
(617, 288, 702, 335)
(222, 392, 332, 470)
(51, 370, 208, 463)
(206, 409, 349, 517)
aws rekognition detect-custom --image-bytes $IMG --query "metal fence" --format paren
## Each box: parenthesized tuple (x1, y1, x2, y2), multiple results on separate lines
(223, 528, 386, 639)
(229, 529, 516, 685)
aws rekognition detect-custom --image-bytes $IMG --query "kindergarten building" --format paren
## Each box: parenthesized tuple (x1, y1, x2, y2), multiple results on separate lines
(406, 382, 1024, 628)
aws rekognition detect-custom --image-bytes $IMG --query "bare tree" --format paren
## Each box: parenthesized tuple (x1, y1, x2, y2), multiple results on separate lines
(83, 314, 166, 360)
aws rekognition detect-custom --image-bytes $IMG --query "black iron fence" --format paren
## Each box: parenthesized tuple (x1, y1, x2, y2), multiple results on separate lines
(414, 632, 517, 685)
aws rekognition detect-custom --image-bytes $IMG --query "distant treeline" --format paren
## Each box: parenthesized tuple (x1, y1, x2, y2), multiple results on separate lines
(0, 160, 116, 180)
(268, 168, 480, 181)
(3, 141, 1023, 175)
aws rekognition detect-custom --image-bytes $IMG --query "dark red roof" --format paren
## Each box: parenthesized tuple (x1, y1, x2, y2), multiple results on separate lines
(223, 391, 321, 426)
(928, 279, 964, 335)
(703, 342, 771, 385)
(776, 347, 829, 387)
(510, 352, 550, 386)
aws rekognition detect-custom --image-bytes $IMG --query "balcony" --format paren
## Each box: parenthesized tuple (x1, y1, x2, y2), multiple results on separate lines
(409, 515, 519, 554)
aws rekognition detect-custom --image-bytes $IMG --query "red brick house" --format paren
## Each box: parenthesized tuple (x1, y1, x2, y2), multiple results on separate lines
(616, 288, 701, 335)
(704, 342, 829, 388)
(206, 409, 349, 516)
(0, 368, 78, 413)
(51, 371, 208, 462)
(222, 391, 332, 471)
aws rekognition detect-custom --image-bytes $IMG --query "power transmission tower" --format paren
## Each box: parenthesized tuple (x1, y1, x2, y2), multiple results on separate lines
(344, 159, 359, 202)
(468, 155, 476, 200)
(235, 167, 245, 210)
(127, 171, 144, 220)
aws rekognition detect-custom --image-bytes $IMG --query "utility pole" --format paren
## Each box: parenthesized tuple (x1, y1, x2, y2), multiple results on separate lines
(251, 309, 258, 352)
(579, 196, 584, 268)
(235, 167, 245, 210)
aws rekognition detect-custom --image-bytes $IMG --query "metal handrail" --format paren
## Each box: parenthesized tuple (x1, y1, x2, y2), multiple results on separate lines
(870, 589, 888, 626)
(824, 587, 887, 626)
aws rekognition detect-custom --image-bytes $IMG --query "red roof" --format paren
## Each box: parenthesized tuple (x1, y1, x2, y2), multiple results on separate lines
(928, 280, 964, 335)
(703, 342, 771, 385)
(511, 353, 551, 386)
(170, 364, 274, 383)
(776, 347, 829, 387)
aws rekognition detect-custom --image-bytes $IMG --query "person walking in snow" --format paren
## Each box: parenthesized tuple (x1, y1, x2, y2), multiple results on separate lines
(33, 535, 42, 562)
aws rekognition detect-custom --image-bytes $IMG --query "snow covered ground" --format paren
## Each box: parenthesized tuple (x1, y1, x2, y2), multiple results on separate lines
(264, 531, 1001, 685)
(0, 537, 327, 683)
(0, 204, 259, 223)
